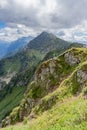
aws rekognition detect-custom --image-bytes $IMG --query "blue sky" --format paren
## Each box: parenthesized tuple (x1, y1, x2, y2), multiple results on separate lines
(0, 21, 6, 28)
(0, 0, 87, 43)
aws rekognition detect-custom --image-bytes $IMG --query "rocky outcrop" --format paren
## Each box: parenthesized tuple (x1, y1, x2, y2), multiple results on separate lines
(77, 70, 87, 84)
(64, 52, 80, 66)
(0, 73, 16, 90)
(35, 59, 59, 91)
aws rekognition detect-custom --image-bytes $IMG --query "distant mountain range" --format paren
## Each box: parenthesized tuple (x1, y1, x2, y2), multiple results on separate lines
(6, 36, 33, 57)
(0, 42, 9, 59)
(0, 36, 33, 59)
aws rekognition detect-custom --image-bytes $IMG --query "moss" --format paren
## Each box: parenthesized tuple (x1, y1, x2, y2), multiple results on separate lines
(69, 73, 80, 94)
(29, 85, 46, 99)
(20, 99, 26, 108)
(9, 107, 20, 124)
(80, 64, 87, 72)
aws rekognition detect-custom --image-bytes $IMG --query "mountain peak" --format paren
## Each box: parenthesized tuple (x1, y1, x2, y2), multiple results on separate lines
(39, 31, 56, 38)
(27, 31, 58, 52)
(40, 31, 48, 35)
(27, 31, 72, 53)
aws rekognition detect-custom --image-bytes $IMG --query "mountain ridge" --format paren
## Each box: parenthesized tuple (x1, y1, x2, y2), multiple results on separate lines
(0, 36, 33, 60)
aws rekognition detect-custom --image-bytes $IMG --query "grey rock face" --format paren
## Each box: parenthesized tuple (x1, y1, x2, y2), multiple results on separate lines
(34, 59, 58, 90)
(77, 70, 87, 84)
(64, 52, 80, 66)
(35, 59, 57, 81)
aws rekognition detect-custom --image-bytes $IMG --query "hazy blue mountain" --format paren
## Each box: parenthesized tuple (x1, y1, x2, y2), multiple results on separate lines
(0, 36, 33, 60)
(6, 36, 33, 57)
(0, 41, 10, 59)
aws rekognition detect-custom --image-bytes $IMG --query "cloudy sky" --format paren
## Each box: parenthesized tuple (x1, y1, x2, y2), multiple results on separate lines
(0, 0, 87, 43)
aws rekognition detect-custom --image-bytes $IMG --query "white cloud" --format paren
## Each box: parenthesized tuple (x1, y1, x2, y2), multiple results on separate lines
(0, 0, 87, 43)
(0, 0, 9, 9)
(57, 21, 87, 43)
(0, 24, 36, 42)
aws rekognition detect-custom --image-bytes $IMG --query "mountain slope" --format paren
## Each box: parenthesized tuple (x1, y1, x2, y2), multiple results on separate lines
(43, 42, 84, 61)
(2, 48, 87, 130)
(0, 65, 37, 123)
(2, 96, 87, 130)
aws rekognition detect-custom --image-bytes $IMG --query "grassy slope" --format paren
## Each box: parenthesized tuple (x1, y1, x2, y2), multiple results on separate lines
(1, 61, 87, 130)
(0, 86, 26, 123)
(1, 48, 87, 130)
(0, 43, 43, 122)
(0, 49, 43, 76)
(43, 42, 83, 61)
(1, 96, 87, 130)
(0, 48, 66, 123)
(0, 65, 37, 123)
(0, 45, 79, 123)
